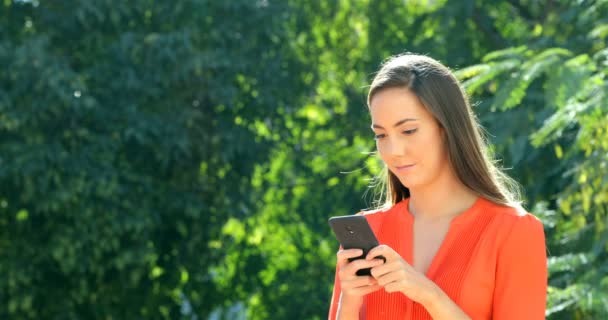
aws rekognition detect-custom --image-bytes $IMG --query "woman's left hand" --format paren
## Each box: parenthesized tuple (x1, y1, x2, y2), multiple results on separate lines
(366, 244, 437, 304)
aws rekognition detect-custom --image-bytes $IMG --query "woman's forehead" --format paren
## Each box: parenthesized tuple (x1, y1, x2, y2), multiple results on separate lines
(369, 88, 430, 124)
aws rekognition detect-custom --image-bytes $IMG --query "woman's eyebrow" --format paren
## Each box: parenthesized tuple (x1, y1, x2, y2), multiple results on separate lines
(371, 118, 418, 129)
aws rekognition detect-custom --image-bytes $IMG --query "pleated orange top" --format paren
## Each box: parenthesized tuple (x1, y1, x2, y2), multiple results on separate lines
(328, 197, 547, 319)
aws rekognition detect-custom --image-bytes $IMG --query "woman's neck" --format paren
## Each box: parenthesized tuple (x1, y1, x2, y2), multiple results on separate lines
(407, 170, 478, 221)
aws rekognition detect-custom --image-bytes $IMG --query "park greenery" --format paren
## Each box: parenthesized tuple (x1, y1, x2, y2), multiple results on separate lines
(1, 0, 607, 319)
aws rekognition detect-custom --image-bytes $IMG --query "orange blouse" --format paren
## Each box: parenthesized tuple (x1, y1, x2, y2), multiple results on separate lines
(328, 197, 547, 319)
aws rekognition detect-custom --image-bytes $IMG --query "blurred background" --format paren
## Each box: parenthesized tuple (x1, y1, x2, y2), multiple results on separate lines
(1, 0, 607, 319)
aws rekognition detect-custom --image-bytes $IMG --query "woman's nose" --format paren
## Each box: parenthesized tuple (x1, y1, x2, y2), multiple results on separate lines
(385, 137, 406, 157)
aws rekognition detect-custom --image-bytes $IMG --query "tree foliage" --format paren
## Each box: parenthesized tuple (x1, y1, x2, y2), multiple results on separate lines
(456, 2, 608, 316)
(1, 0, 606, 319)
(1, 0, 308, 318)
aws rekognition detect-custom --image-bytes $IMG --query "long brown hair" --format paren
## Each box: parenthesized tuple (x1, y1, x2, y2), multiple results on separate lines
(367, 53, 522, 209)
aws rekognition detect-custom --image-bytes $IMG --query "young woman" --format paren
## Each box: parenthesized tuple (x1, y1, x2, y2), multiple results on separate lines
(328, 54, 547, 319)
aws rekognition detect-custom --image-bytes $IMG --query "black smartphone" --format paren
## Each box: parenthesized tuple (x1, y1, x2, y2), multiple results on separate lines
(328, 215, 384, 276)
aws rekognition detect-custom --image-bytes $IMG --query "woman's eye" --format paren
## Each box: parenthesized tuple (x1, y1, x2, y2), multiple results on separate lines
(403, 129, 418, 135)
(374, 133, 386, 140)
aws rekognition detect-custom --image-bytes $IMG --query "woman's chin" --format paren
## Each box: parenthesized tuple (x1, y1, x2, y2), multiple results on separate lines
(396, 178, 413, 189)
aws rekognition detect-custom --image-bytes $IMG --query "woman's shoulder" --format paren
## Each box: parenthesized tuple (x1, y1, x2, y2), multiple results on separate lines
(481, 199, 545, 242)
(358, 200, 405, 217)
(354, 208, 386, 226)
(355, 201, 407, 229)
(483, 199, 542, 224)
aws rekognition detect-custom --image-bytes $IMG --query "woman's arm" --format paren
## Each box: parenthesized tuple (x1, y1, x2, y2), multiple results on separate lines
(492, 215, 547, 319)
(328, 249, 384, 320)
(419, 280, 471, 320)
(366, 245, 472, 320)
(336, 293, 363, 320)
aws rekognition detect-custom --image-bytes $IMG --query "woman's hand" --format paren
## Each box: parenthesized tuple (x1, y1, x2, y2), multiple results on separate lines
(336, 249, 385, 300)
(366, 245, 435, 304)
(334, 249, 386, 319)
(365, 245, 472, 320)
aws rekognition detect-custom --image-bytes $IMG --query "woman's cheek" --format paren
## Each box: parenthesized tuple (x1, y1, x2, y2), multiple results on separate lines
(376, 140, 385, 155)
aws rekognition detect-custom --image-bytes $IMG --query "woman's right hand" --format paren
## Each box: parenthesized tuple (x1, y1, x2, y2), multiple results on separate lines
(337, 249, 385, 301)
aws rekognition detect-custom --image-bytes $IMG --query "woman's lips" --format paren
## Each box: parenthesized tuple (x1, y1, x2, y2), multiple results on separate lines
(395, 164, 415, 173)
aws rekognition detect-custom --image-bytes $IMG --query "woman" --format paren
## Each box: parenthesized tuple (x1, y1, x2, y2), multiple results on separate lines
(328, 54, 547, 319)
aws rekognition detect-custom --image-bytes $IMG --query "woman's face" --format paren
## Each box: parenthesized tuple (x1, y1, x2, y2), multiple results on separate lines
(369, 87, 450, 190)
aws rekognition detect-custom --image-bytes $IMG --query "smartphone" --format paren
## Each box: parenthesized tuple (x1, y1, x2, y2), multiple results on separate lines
(328, 215, 384, 276)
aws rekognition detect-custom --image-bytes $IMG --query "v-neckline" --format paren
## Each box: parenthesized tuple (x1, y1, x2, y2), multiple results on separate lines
(400, 197, 483, 279)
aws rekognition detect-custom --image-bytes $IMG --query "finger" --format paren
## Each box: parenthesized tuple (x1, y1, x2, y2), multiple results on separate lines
(336, 249, 363, 268)
(341, 276, 377, 289)
(341, 258, 385, 277)
(345, 284, 383, 296)
(374, 268, 405, 286)
(370, 260, 401, 279)
(366, 244, 397, 261)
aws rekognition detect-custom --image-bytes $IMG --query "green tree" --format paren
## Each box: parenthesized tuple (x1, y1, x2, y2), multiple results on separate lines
(1, 0, 310, 318)
(213, 0, 608, 319)
(2, 0, 607, 319)
(454, 2, 608, 318)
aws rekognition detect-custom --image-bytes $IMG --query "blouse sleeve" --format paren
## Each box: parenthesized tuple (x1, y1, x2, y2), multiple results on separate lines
(492, 214, 548, 319)
(328, 261, 341, 320)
